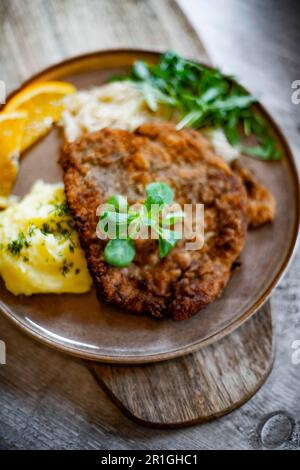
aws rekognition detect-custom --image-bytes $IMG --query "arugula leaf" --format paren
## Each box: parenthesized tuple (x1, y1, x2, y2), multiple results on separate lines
(211, 95, 257, 111)
(132, 60, 151, 81)
(240, 141, 281, 160)
(224, 113, 240, 146)
(176, 110, 204, 130)
(141, 83, 158, 112)
(135, 83, 176, 112)
(115, 51, 281, 161)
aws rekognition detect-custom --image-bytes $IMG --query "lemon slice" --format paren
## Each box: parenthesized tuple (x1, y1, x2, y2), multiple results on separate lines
(4, 81, 76, 151)
(0, 111, 28, 208)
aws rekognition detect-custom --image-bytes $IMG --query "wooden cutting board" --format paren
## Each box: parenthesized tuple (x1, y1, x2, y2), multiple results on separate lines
(88, 302, 274, 427)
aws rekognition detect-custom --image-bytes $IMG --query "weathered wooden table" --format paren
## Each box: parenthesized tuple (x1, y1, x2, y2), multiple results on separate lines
(0, 0, 299, 450)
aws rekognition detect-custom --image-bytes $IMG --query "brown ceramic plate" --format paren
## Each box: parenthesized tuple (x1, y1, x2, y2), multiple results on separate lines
(0, 50, 299, 363)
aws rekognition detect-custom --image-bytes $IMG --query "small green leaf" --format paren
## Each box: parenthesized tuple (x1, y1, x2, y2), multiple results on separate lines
(104, 239, 135, 267)
(141, 83, 158, 112)
(104, 211, 130, 225)
(133, 81, 176, 112)
(98, 211, 129, 239)
(106, 195, 128, 212)
(145, 182, 174, 209)
(201, 85, 225, 103)
(224, 114, 240, 146)
(158, 236, 178, 259)
(159, 227, 182, 241)
(161, 210, 185, 226)
(158, 228, 181, 258)
(212, 95, 256, 112)
(159, 237, 174, 258)
(132, 60, 150, 81)
(240, 144, 281, 161)
(243, 117, 252, 136)
(176, 110, 204, 130)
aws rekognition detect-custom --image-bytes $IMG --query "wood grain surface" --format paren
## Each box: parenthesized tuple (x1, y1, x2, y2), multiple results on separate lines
(0, 0, 300, 450)
(89, 303, 274, 427)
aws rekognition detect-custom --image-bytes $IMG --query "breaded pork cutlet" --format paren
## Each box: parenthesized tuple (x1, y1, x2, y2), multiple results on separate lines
(60, 123, 248, 320)
(231, 160, 276, 227)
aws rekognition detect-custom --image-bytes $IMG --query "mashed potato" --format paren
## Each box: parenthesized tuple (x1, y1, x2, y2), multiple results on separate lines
(0, 181, 92, 295)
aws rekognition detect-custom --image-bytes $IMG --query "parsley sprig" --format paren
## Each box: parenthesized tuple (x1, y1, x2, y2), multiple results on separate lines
(115, 51, 280, 160)
(97, 182, 184, 267)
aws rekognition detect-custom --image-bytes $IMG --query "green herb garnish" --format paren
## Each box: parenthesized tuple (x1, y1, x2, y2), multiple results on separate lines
(106, 194, 129, 213)
(104, 239, 136, 267)
(116, 51, 280, 160)
(145, 182, 174, 208)
(7, 232, 31, 256)
(40, 223, 52, 236)
(98, 182, 184, 267)
(28, 224, 36, 237)
(69, 243, 75, 253)
(60, 259, 74, 276)
(51, 201, 70, 217)
(158, 228, 181, 258)
(55, 221, 72, 239)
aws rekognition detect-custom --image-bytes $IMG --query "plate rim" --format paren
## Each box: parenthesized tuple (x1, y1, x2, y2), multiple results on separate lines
(0, 48, 299, 364)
